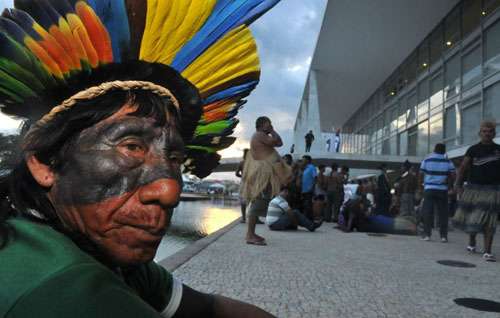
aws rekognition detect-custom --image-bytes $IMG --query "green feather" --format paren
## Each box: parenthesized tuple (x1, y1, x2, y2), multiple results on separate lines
(0, 32, 56, 88)
(0, 58, 45, 92)
(0, 67, 37, 99)
(0, 85, 23, 102)
(194, 120, 232, 136)
(186, 145, 216, 153)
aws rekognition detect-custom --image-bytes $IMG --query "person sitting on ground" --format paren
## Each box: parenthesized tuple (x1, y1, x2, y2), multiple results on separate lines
(337, 187, 369, 232)
(266, 187, 322, 232)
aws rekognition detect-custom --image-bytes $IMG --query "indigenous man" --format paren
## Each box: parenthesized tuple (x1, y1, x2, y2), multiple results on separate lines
(240, 116, 290, 245)
(454, 121, 500, 262)
(0, 0, 281, 316)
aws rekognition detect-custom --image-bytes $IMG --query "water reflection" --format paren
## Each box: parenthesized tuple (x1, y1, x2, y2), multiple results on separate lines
(154, 199, 240, 262)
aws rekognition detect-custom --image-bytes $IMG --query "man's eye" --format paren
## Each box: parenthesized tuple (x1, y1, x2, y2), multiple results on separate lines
(118, 140, 147, 157)
(125, 144, 142, 151)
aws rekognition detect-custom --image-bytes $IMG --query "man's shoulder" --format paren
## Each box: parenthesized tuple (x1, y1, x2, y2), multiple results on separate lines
(0, 218, 114, 316)
(270, 196, 285, 205)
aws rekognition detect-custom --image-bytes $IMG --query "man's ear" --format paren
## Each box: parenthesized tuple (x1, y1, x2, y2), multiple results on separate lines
(26, 154, 55, 187)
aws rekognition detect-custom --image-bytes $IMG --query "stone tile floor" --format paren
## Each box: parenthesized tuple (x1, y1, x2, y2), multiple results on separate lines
(173, 223, 500, 317)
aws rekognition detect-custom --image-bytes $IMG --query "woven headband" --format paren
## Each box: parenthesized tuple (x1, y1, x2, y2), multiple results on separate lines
(36, 80, 180, 126)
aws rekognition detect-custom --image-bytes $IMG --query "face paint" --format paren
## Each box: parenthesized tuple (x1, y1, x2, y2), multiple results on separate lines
(49, 104, 184, 266)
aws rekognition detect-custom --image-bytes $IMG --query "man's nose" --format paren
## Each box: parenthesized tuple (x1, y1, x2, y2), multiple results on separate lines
(138, 178, 181, 207)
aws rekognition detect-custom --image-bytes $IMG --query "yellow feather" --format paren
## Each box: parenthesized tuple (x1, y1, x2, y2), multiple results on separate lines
(140, 0, 216, 64)
(182, 26, 260, 94)
(143, 0, 158, 36)
(140, 0, 172, 60)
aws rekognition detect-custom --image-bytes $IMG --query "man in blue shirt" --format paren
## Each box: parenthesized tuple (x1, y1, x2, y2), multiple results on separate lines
(301, 155, 317, 220)
(419, 143, 456, 242)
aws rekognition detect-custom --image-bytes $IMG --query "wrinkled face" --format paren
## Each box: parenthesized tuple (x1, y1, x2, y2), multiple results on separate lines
(479, 126, 496, 143)
(49, 104, 184, 266)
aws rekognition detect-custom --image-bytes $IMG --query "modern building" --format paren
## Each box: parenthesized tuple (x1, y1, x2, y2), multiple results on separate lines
(294, 0, 500, 159)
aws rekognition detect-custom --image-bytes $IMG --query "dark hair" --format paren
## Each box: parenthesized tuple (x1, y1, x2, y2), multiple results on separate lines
(302, 155, 312, 163)
(243, 148, 249, 159)
(318, 164, 325, 170)
(0, 90, 181, 249)
(255, 116, 270, 129)
(341, 165, 349, 172)
(434, 143, 446, 154)
(331, 163, 338, 170)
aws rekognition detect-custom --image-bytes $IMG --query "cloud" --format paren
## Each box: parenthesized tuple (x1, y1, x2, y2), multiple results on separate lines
(220, 0, 327, 161)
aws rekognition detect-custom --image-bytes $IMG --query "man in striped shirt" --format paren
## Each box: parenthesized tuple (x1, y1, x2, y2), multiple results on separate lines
(266, 187, 322, 232)
(419, 143, 456, 242)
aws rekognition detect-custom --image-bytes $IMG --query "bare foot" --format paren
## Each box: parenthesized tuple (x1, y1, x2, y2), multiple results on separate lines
(246, 234, 266, 242)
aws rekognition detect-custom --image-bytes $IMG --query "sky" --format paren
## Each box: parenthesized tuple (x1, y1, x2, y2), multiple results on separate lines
(0, 0, 328, 179)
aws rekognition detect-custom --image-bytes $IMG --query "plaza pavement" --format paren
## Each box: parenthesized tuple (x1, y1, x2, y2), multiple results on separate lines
(172, 223, 500, 318)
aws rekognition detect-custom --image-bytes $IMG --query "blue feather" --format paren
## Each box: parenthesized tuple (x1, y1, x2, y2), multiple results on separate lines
(87, 0, 130, 62)
(172, 0, 274, 72)
(236, 0, 280, 25)
(204, 80, 257, 104)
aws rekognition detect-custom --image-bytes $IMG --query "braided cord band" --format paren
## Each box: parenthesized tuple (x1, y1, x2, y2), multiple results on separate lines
(37, 80, 180, 126)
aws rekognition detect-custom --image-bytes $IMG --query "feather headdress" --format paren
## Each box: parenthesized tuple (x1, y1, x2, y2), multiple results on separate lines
(0, 0, 280, 177)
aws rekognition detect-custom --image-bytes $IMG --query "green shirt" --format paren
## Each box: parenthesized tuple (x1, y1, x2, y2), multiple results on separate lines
(0, 218, 182, 317)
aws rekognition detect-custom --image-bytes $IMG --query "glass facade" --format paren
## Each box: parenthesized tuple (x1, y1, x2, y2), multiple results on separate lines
(342, 0, 500, 156)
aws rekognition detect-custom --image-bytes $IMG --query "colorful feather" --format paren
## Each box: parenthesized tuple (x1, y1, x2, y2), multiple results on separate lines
(87, 0, 130, 62)
(140, 0, 216, 65)
(0, 17, 65, 79)
(0, 0, 281, 178)
(171, 0, 279, 72)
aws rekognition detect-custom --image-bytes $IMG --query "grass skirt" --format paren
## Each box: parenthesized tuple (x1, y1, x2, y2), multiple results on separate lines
(453, 184, 500, 233)
(240, 150, 291, 203)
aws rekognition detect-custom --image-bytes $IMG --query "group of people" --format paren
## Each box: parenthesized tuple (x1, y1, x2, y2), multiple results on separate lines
(236, 117, 326, 246)
(418, 120, 500, 262)
(239, 118, 500, 263)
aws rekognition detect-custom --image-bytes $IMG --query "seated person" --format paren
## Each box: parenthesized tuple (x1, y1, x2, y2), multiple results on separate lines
(266, 187, 322, 231)
(337, 191, 369, 232)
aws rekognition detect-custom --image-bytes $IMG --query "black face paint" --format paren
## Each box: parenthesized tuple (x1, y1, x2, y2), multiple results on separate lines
(53, 116, 184, 205)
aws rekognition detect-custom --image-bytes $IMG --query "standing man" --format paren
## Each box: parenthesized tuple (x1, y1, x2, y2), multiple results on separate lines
(305, 130, 315, 153)
(334, 129, 342, 153)
(454, 121, 500, 262)
(301, 155, 317, 220)
(240, 116, 289, 245)
(419, 143, 455, 242)
(326, 163, 343, 222)
(236, 149, 250, 223)
(398, 160, 418, 218)
(375, 164, 392, 216)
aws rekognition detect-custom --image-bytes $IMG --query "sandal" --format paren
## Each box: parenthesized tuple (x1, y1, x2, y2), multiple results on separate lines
(246, 240, 267, 246)
(466, 246, 476, 253)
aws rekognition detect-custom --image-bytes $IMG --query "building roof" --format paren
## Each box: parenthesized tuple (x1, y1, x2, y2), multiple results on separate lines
(310, 0, 459, 130)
